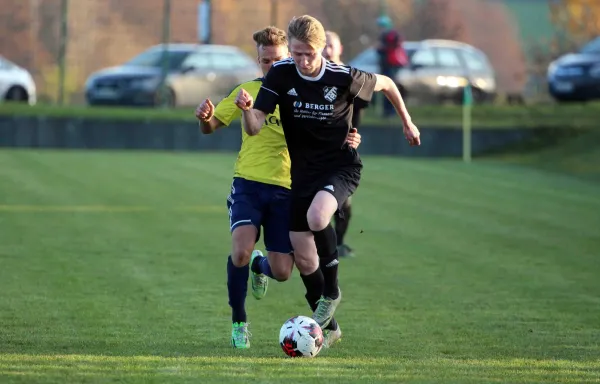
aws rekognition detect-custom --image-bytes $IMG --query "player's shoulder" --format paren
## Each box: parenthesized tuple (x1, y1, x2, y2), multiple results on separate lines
(225, 78, 263, 98)
(270, 58, 295, 75)
(325, 60, 351, 75)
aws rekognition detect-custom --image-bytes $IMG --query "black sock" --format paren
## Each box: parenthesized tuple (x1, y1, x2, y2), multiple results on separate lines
(300, 268, 324, 310)
(302, 269, 338, 331)
(335, 202, 352, 246)
(227, 255, 249, 323)
(312, 224, 339, 299)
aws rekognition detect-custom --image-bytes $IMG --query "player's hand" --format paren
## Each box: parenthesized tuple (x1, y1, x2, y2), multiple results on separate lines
(235, 88, 253, 111)
(346, 128, 361, 149)
(195, 98, 214, 122)
(403, 121, 421, 146)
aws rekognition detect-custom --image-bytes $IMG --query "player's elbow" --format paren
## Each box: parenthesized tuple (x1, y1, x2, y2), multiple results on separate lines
(375, 74, 394, 92)
(244, 126, 260, 136)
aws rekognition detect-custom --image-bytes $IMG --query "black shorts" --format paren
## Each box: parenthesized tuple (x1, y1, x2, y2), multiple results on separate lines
(290, 167, 361, 232)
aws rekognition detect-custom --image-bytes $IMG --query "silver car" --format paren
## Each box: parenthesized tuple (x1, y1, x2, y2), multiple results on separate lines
(0, 56, 37, 105)
(85, 44, 262, 107)
(349, 39, 496, 104)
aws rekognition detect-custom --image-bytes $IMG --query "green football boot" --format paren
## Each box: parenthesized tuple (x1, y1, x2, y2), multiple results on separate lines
(312, 288, 342, 328)
(323, 324, 342, 348)
(231, 322, 251, 349)
(250, 250, 268, 300)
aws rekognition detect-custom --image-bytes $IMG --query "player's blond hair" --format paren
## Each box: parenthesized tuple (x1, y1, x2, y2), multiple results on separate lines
(287, 15, 326, 49)
(252, 26, 288, 48)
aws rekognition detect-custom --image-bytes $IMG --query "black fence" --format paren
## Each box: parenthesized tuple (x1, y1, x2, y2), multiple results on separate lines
(0, 117, 542, 157)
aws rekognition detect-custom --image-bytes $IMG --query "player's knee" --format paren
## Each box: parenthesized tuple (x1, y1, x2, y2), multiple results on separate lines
(294, 253, 319, 275)
(271, 268, 291, 282)
(267, 252, 294, 281)
(231, 247, 252, 267)
(306, 207, 330, 232)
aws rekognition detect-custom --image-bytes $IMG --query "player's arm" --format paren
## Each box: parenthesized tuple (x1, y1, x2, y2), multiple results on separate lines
(199, 116, 225, 134)
(373, 74, 420, 146)
(236, 68, 281, 136)
(195, 86, 243, 134)
(233, 89, 265, 136)
(373, 75, 411, 126)
(349, 67, 419, 146)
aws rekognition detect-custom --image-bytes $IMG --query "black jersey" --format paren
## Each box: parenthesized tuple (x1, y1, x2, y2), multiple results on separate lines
(253, 57, 377, 184)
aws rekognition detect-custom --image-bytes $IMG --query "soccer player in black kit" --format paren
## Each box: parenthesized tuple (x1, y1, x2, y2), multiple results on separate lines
(234, 15, 421, 330)
(323, 30, 367, 258)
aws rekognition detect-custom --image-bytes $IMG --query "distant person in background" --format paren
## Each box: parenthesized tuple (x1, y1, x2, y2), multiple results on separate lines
(376, 16, 408, 118)
(323, 30, 367, 258)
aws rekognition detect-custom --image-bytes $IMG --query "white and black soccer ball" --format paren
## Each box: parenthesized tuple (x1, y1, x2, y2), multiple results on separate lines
(279, 315, 324, 358)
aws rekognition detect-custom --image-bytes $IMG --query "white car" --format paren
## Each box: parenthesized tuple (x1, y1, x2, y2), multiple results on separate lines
(0, 56, 36, 105)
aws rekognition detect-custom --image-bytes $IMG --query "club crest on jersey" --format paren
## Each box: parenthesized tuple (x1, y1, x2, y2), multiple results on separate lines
(323, 86, 338, 102)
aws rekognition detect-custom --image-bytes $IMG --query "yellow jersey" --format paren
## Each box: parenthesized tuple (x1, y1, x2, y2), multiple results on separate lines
(214, 78, 291, 189)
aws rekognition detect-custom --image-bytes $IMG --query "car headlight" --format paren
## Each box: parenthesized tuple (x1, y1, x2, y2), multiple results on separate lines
(590, 64, 600, 78)
(85, 77, 96, 90)
(547, 61, 558, 77)
(130, 77, 160, 89)
(436, 76, 468, 88)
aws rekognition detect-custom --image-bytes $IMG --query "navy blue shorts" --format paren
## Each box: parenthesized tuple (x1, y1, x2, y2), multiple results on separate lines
(226, 177, 293, 254)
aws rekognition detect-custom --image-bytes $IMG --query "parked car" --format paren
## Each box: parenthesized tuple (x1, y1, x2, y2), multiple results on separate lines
(348, 39, 496, 105)
(547, 36, 600, 102)
(85, 44, 261, 107)
(0, 56, 36, 105)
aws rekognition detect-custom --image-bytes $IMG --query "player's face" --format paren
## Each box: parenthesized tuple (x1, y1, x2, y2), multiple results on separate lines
(290, 38, 323, 77)
(323, 35, 342, 63)
(257, 44, 290, 76)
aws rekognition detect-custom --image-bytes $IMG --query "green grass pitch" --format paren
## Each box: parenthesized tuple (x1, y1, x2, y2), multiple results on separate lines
(0, 150, 599, 383)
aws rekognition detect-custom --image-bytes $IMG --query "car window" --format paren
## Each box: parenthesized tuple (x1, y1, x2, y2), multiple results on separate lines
(229, 53, 255, 69)
(216, 52, 253, 70)
(351, 49, 378, 66)
(182, 53, 211, 70)
(580, 36, 600, 54)
(411, 48, 436, 67)
(0, 58, 14, 70)
(210, 53, 235, 70)
(461, 49, 489, 71)
(436, 48, 462, 68)
(125, 50, 190, 70)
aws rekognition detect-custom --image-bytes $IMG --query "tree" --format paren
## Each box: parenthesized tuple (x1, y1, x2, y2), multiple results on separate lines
(550, 0, 600, 43)
(452, 0, 527, 95)
(402, 0, 465, 41)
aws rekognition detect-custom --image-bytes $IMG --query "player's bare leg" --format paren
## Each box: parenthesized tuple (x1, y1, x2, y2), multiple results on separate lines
(266, 251, 294, 281)
(249, 249, 293, 299)
(291, 231, 340, 335)
(304, 191, 342, 329)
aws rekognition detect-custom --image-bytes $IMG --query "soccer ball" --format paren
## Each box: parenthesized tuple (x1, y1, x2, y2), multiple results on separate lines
(279, 315, 324, 358)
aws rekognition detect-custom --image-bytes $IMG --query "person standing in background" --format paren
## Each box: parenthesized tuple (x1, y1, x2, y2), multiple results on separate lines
(376, 16, 408, 118)
(323, 30, 367, 258)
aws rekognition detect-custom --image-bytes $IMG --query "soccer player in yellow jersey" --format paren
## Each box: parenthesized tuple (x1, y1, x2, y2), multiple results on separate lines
(195, 26, 360, 349)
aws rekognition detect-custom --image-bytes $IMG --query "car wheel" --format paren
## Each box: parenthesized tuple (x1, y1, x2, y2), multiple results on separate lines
(5, 86, 29, 102)
(471, 87, 488, 104)
(155, 87, 176, 108)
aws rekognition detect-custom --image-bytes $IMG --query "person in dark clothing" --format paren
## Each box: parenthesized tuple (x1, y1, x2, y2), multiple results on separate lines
(376, 16, 407, 118)
(323, 30, 366, 258)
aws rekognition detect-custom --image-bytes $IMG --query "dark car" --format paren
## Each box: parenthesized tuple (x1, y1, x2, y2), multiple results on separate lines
(547, 36, 600, 102)
(348, 39, 497, 105)
(85, 44, 261, 107)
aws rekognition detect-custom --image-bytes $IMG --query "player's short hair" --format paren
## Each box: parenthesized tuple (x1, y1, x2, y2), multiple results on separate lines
(325, 30, 341, 44)
(287, 15, 326, 49)
(252, 26, 288, 48)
